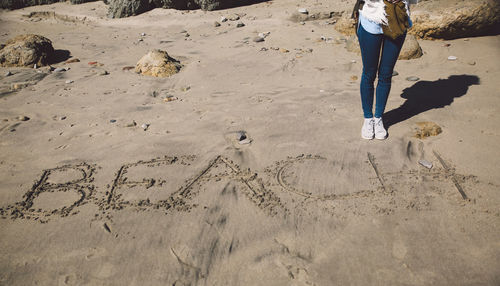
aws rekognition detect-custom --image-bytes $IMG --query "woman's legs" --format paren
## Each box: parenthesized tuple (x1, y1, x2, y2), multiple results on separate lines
(374, 34, 406, 118)
(358, 24, 383, 119)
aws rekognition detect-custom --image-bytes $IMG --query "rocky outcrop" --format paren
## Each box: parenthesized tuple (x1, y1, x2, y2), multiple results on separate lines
(345, 34, 422, 60)
(0, 34, 54, 67)
(106, 0, 267, 18)
(410, 0, 500, 39)
(135, 49, 182, 77)
(0, 0, 96, 10)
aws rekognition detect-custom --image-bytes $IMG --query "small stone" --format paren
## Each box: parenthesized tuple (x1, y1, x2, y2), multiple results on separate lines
(164, 96, 177, 102)
(468, 61, 476, 66)
(414, 122, 442, 139)
(221, 16, 228, 22)
(60, 116, 66, 120)
(54, 67, 66, 72)
(351, 59, 356, 63)
(122, 66, 134, 71)
(406, 76, 420, 81)
(350, 75, 358, 81)
(65, 58, 80, 63)
(280, 48, 289, 53)
(181, 86, 191, 92)
(418, 159, 433, 169)
(141, 32, 146, 36)
(5, 71, 12, 76)
(99, 70, 109, 76)
(253, 36, 264, 42)
(237, 131, 247, 141)
(260, 47, 268, 51)
(185, 33, 190, 37)
(236, 22, 245, 28)
(110, 119, 116, 123)
(447, 56, 457, 61)
(300, 21, 306, 25)
(392, 70, 399, 76)
(238, 138, 252, 145)
(17, 116, 30, 121)
(443, 43, 451, 47)
(228, 14, 240, 21)
(126, 121, 137, 127)
(138, 38, 143, 42)
(65, 80, 73, 84)
(214, 21, 221, 27)
(298, 8, 308, 14)
(141, 123, 149, 131)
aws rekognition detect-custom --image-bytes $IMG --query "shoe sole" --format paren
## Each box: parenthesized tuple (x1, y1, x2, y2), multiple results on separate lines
(375, 134, 387, 140)
(362, 134, 374, 140)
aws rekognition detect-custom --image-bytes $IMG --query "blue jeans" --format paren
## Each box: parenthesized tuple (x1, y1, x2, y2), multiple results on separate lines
(357, 24, 406, 118)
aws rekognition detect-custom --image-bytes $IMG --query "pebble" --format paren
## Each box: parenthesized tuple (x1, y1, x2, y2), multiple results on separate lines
(237, 131, 247, 141)
(164, 96, 177, 102)
(258, 32, 270, 38)
(65, 80, 73, 84)
(260, 47, 268, 51)
(447, 56, 457, 61)
(468, 61, 476, 66)
(280, 48, 289, 53)
(126, 121, 137, 127)
(300, 21, 306, 25)
(351, 60, 356, 63)
(298, 8, 308, 14)
(99, 70, 109, 76)
(185, 33, 190, 37)
(5, 71, 13, 76)
(221, 16, 228, 22)
(141, 123, 149, 131)
(18, 116, 30, 121)
(406, 76, 420, 81)
(418, 159, 433, 169)
(141, 32, 146, 36)
(253, 36, 265, 42)
(392, 70, 399, 76)
(34, 64, 37, 69)
(238, 138, 252, 145)
(236, 22, 245, 28)
(110, 119, 116, 123)
(228, 14, 240, 21)
(54, 67, 66, 72)
(60, 116, 67, 120)
(214, 21, 221, 27)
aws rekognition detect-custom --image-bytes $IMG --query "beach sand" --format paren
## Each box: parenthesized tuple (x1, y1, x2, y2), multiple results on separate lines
(0, 1, 499, 285)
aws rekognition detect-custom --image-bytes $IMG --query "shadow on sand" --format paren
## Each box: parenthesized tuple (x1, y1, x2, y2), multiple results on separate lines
(50, 49, 71, 64)
(384, 74, 480, 129)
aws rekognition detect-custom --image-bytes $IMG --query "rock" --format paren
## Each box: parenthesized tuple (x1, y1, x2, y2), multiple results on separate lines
(220, 16, 227, 22)
(5, 71, 12, 76)
(350, 75, 358, 81)
(141, 32, 146, 36)
(135, 49, 181, 78)
(238, 138, 251, 145)
(99, 70, 109, 75)
(0, 0, 94, 9)
(236, 131, 247, 141)
(65, 58, 80, 63)
(214, 21, 221, 27)
(393, 71, 399, 76)
(60, 116, 67, 120)
(298, 8, 308, 14)
(280, 48, 289, 53)
(0, 34, 54, 67)
(253, 36, 264, 42)
(106, 0, 266, 18)
(418, 159, 433, 169)
(122, 66, 135, 71)
(126, 120, 137, 127)
(65, 80, 73, 84)
(414, 122, 442, 139)
(447, 56, 457, 61)
(236, 22, 245, 28)
(406, 76, 420, 81)
(141, 123, 149, 131)
(164, 96, 177, 102)
(410, 0, 500, 40)
(468, 61, 476, 66)
(110, 119, 116, 123)
(334, 17, 357, 36)
(345, 34, 422, 60)
(54, 67, 66, 72)
(17, 116, 30, 121)
(228, 14, 240, 21)
(398, 35, 423, 60)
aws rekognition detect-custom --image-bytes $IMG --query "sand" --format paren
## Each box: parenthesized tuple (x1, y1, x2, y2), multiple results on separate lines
(0, 1, 499, 285)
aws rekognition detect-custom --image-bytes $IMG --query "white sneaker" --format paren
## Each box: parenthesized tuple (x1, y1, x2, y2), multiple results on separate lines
(361, 118, 374, 139)
(374, 117, 387, 140)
